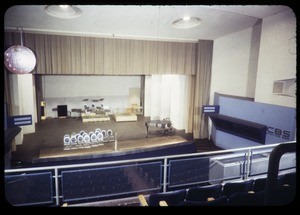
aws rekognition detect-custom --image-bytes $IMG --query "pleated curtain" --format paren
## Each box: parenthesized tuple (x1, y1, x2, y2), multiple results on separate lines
(192, 40, 214, 139)
(4, 32, 197, 75)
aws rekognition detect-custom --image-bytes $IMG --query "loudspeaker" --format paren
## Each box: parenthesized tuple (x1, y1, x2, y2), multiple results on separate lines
(57, 105, 68, 118)
(41, 100, 46, 120)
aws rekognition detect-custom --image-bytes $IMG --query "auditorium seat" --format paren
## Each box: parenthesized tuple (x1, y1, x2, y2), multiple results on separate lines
(186, 184, 223, 202)
(253, 178, 267, 192)
(177, 195, 228, 206)
(281, 172, 296, 187)
(148, 189, 187, 206)
(222, 180, 254, 197)
(267, 185, 296, 205)
(227, 191, 265, 206)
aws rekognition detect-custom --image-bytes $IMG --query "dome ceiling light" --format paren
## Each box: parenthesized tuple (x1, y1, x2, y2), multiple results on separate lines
(172, 16, 201, 29)
(45, 5, 82, 19)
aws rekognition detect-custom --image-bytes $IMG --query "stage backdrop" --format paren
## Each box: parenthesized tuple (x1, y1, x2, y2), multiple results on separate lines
(211, 93, 296, 149)
(43, 75, 141, 118)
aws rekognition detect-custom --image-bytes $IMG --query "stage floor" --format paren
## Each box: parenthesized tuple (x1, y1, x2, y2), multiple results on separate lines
(38, 135, 189, 161)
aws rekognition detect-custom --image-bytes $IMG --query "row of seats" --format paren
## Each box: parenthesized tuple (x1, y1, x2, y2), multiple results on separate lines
(140, 172, 296, 206)
(63, 128, 115, 150)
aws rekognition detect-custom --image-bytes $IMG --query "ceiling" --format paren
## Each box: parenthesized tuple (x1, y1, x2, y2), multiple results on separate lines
(4, 5, 291, 42)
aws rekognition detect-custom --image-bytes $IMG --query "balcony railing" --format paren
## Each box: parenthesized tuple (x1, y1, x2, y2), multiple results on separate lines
(4, 141, 296, 206)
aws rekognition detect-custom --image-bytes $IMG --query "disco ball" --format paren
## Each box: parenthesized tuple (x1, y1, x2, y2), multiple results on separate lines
(4, 45, 36, 74)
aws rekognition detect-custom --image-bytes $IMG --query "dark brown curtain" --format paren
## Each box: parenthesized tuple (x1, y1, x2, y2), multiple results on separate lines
(193, 40, 214, 139)
(34, 75, 43, 122)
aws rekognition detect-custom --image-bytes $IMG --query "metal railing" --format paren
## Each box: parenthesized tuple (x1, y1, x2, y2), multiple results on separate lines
(4, 141, 296, 206)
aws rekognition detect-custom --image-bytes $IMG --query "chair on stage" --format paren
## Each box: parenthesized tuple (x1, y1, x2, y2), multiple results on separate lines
(90, 132, 98, 146)
(63, 134, 71, 150)
(70, 134, 77, 149)
(95, 128, 101, 133)
(96, 132, 104, 143)
(83, 133, 91, 148)
(107, 129, 114, 142)
(77, 134, 84, 148)
(101, 130, 109, 143)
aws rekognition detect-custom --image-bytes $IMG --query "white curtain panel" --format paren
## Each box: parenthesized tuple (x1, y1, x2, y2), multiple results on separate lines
(144, 74, 191, 131)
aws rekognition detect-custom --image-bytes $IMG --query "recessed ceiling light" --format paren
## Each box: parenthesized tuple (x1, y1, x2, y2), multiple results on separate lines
(59, 5, 69, 9)
(45, 5, 82, 19)
(183, 16, 191, 21)
(172, 17, 201, 29)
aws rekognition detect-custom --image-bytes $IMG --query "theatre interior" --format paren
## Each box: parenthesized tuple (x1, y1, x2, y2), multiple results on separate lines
(3, 5, 297, 206)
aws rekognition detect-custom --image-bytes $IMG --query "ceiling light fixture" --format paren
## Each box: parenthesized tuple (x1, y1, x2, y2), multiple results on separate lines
(183, 16, 191, 21)
(59, 5, 69, 8)
(45, 5, 82, 19)
(4, 26, 36, 74)
(172, 17, 201, 29)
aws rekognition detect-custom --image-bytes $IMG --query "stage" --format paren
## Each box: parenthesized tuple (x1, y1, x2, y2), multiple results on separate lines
(34, 135, 196, 165)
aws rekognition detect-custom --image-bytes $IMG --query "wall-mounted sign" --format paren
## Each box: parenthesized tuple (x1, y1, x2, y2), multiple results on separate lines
(202, 105, 220, 114)
(7, 115, 32, 128)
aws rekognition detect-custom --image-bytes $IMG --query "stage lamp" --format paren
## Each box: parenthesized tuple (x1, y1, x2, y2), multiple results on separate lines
(4, 27, 36, 74)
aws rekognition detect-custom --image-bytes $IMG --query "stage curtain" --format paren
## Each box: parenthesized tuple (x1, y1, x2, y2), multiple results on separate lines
(4, 32, 197, 75)
(192, 40, 214, 139)
(144, 74, 191, 131)
(186, 75, 195, 134)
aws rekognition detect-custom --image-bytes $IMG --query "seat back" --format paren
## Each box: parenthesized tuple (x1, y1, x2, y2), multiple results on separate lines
(148, 189, 187, 206)
(222, 180, 254, 197)
(227, 191, 265, 206)
(186, 184, 222, 201)
(253, 178, 267, 192)
(178, 195, 228, 206)
(282, 172, 296, 187)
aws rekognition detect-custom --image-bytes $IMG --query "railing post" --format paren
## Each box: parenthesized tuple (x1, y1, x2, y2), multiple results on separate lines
(114, 132, 117, 151)
(245, 149, 251, 180)
(54, 168, 60, 206)
(162, 158, 168, 193)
